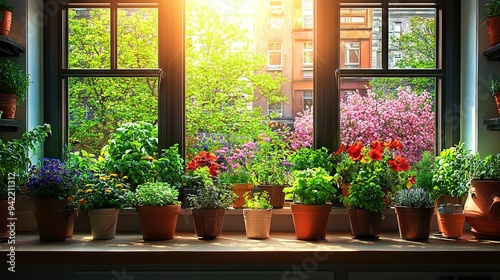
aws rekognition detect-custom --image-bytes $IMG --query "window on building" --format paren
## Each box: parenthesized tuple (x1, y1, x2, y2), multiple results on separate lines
(268, 101, 283, 117)
(343, 42, 360, 68)
(394, 21, 402, 33)
(302, 0, 313, 28)
(269, 0, 283, 16)
(302, 90, 313, 111)
(268, 42, 282, 70)
(303, 41, 313, 66)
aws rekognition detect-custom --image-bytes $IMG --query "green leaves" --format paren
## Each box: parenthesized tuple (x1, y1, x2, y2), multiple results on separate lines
(291, 167, 336, 205)
(244, 191, 272, 210)
(0, 59, 31, 101)
(128, 182, 180, 207)
(393, 187, 434, 208)
(344, 177, 386, 213)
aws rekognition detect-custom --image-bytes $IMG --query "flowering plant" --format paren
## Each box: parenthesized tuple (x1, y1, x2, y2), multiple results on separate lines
(76, 173, 130, 212)
(26, 158, 80, 200)
(215, 143, 256, 184)
(186, 151, 220, 178)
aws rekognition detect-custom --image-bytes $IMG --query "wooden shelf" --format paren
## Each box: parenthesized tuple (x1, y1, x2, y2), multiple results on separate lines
(0, 119, 23, 131)
(484, 44, 500, 61)
(0, 35, 26, 57)
(484, 117, 500, 131)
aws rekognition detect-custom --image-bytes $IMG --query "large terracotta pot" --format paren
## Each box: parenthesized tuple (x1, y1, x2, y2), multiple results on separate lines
(395, 206, 434, 241)
(192, 208, 225, 239)
(464, 180, 500, 240)
(243, 208, 272, 239)
(88, 208, 119, 240)
(0, 8, 12, 36)
(0, 93, 17, 119)
(136, 205, 181, 241)
(291, 203, 331, 241)
(257, 185, 286, 209)
(0, 200, 9, 242)
(347, 208, 382, 239)
(30, 197, 70, 242)
(438, 212, 465, 239)
(231, 183, 254, 208)
(487, 16, 500, 47)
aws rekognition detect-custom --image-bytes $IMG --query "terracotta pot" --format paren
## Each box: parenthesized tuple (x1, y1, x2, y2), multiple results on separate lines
(30, 197, 70, 242)
(88, 208, 119, 240)
(435, 195, 464, 233)
(395, 206, 434, 241)
(347, 208, 382, 239)
(257, 185, 286, 209)
(340, 183, 350, 198)
(0, 9, 12, 36)
(464, 180, 500, 240)
(494, 93, 500, 117)
(192, 208, 225, 239)
(243, 208, 272, 239)
(291, 203, 332, 241)
(231, 183, 254, 208)
(437, 212, 465, 239)
(0, 93, 17, 119)
(136, 205, 181, 241)
(66, 208, 78, 238)
(0, 200, 9, 243)
(487, 16, 500, 47)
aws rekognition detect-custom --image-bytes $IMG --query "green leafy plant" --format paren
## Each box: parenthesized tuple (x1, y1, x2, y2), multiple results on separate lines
(0, 59, 32, 102)
(432, 141, 475, 199)
(393, 187, 435, 208)
(343, 177, 386, 213)
(0, 124, 51, 200)
(154, 144, 184, 188)
(244, 190, 272, 209)
(486, 0, 500, 18)
(413, 151, 435, 194)
(187, 179, 237, 209)
(491, 76, 500, 95)
(289, 147, 334, 173)
(127, 182, 180, 207)
(76, 173, 130, 212)
(287, 167, 336, 205)
(181, 166, 215, 189)
(472, 153, 500, 180)
(0, 0, 13, 12)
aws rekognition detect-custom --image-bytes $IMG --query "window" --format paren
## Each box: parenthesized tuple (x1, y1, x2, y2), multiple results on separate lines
(268, 42, 282, 70)
(394, 21, 402, 33)
(343, 42, 360, 68)
(302, 90, 313, 111)
(269, 0, 283, 16)
(302, 0, 313, 28)
(268, 101, 283, 117)
(303, 41, 313, 66)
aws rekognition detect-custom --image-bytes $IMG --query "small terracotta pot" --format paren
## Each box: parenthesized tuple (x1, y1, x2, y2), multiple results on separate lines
(243, 208, 272, 239)
(30, 197, 70, 242)
(347, 208, 382, 239)
(0, 93, 17, 119)
(231, 183, 254, 208)
(136, 205, 181, 241)
(437, 212, 465, 239)
(0, 9, 12, 36)
(88, 208, 119, 240)
(192, 208, 225, 239)
(257, 185, 286, 209)
(435, 195, 464, 233)
(291, 203, 332, 241)
(340, 183, 350, 198)
(395, 206, 434, 241)
(487, 16, 500, 47)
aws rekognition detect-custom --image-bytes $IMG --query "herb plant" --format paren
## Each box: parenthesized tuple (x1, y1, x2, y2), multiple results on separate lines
(486, 0, 500, 18)
(76, 173, 130, 212)
(393, 187, 435, 208)
(289, 147, 334, 173)
(472, 153, 500, 180)
(154, 144, 184, 188)
(127, 182, 180, 207)
(343, 178, 386, 213)
(413, 151, 435, 194)
(187, 180, 237, 209)
(0, 0, 13, 11)
(244, 191, 272, 209)
(491, 76, 500, 95)
(0, 59, 32, 102)
(288, 167, 336, 205)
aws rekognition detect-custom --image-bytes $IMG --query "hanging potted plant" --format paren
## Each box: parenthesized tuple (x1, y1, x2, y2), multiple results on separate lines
(491, 76, 500, 117)
(127, 182, 181, 241)
(243, 190, 272, 239)
(187, 166, 237, 240)
(486, 0, 500, 46)
(76, 173, 130, 240)
(26, 158, 80, 242)
(393, 187, 435, 241)
(285, 167, 336, 241)
(0, 0, 13, 36)
(0, 124, 51, 243)
(0, 59, 31, 119)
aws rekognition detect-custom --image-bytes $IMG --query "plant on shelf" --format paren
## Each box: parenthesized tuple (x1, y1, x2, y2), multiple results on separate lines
(0, 1, 13, 36)
(153, 144, 184, 188)
(0, 0, 13, 11)
(244, 190, 272, 210)
(491, 75, 500, 116)
(127, 182, 181, 241)
(0, 59, 32, 119)
(486, 0, 500, 46)
(181, 151, 220, 208)
(412, 151, 435, 194)
(393, 187, 435, 241)
(242, 191, 272, 239)
(289, 147, 334, 173)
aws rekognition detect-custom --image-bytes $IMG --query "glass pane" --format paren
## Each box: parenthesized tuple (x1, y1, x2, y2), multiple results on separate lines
(68, 77, 159, 154)
(339, 77, 436, 164)
(340, 8, 381, 69)
(388, 8, 436, 69)
(68, 8, 110, 69)
(117, 8, 158, 69)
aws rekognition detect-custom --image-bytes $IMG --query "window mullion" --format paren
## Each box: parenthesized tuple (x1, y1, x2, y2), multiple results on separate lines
(381, 2, 388, 70)
(110, 2, 117, 70)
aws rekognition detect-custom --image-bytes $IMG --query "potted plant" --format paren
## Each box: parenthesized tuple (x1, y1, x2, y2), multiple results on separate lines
(0, 59, 31, 119)
(181, 150, 220, 208)
(286, 167, 336, 241)
(465, 153, 500, 239)
(127, 182, 181, 241)
(76, 173, 130, 240)
(26, 158, 80, 242)
(187, 166, 236, 240)
(153, 144, 184, 189)
(0, 124, 51, 242)
(242, 190, 272, 239)
(491, 76, 500, 117)
(437, 202, 466, 239)
(0, 0, 13, 36)
(486, 0, 500, 46)
(393, 187, 435, 241)
(218, 167, 254, 209)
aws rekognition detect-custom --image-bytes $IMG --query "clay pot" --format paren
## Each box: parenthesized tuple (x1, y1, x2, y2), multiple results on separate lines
(435, 195, 464, 233)
(30, 197, 70, 242)
(257, 185, 286, 209)
(0, 93, 17, 119)
(192, 208, 225, 239)
(464, 180, 500, 240)
(136, 205, 181, 241)
(291, 203, 332, 241)
(487, 16, 500, 47)
(395, 206, 434, 241)
(0, 9, 12, 36)
(438, 212, 465, 239)
(347, 208, 382, 239)
(243, 208, 272, 239)
(88, 208, 119, 240)
(231, 183, 254, 209)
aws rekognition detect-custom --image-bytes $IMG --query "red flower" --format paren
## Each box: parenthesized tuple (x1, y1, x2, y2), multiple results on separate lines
(409, 175, 416, 184)
(334, 144, 346, 156)
(389, 139, 403, 150)
(347, 141, 363, 161)
(368, 149, 383, 161)
(370, 140, 386, 153)
(186, 151, 220, 177)
(395, 155, 410, 171)
(388, 159, 400, 172)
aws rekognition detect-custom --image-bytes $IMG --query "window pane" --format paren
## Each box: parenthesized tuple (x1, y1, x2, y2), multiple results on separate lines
(117, 8, 158, 69)
(340, 8, 381, 69)
(68, 77, 158, 154)
(388, 8, 436, 69)
(68, 8, 110, 69)
(339, 77, 436, 163)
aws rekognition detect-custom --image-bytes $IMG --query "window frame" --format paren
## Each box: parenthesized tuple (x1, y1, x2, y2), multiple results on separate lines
(267, 41, 283, 70)
(303, 41, 313, 67)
